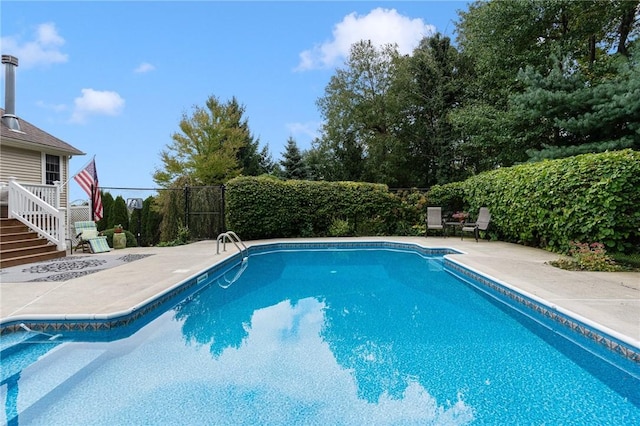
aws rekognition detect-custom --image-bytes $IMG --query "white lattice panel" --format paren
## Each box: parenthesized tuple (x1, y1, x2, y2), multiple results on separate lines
(68, 205, 91, 247)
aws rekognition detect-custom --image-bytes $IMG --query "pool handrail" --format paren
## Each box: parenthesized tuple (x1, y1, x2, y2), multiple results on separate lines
(216, 231, 248, 259)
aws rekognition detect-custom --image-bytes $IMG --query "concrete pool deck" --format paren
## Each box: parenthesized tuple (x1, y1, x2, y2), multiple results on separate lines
(1, 237, 639, 346)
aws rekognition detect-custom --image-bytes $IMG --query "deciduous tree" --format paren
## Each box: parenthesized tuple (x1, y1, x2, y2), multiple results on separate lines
(153, 95, 261, 186)
(315, 40, 403, 184)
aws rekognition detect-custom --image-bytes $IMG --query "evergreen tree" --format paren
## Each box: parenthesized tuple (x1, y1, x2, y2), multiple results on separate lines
(303, 138, 340, 181)
(280, 137, 308, 179)
(158, 176, 188, 242)
(393, 34, 472, 186)
(141, 195, 162, 246)
(227, 97, 265, 176)
(129, 208, 142, 244)
(453, 0, 640, 166)
(258, 145, 276, 175)
(109, 195, 130, 230)
(510, 50, 640, 160)
(96, 191, 113, 231)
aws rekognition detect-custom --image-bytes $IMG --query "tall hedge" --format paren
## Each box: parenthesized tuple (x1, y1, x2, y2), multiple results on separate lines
(425, 181, 466, 216)
(461, 150, 640, 253)
(226, 176, 400, 239)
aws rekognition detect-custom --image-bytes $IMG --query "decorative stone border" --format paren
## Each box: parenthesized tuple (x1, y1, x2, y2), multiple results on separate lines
(443, 257, 640, 367)
(247, 241, 457, 257)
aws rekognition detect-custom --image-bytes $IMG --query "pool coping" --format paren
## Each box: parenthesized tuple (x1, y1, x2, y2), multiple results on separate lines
(1, 240, 638, 367)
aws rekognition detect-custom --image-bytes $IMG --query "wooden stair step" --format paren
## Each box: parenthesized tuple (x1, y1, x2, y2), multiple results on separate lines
(0, 250, 66, 269)
(1, 244, 58, 260)
(0, 217, 66, 268)
(0, 225, 31, 235)
(0, 232, 40, 242)
(1, 238, 50, 251)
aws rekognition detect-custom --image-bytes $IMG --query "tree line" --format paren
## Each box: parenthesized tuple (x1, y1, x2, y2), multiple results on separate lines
(95, 192, 162, 246)
(153, 0, 639, 192)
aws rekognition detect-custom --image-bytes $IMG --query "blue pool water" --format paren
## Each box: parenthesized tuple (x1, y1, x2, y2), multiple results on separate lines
(1, 246, 639, 425)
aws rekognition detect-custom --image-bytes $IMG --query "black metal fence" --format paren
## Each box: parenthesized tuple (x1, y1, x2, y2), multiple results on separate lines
(101, 185, 226, 241)
(183, 185, 226, 239)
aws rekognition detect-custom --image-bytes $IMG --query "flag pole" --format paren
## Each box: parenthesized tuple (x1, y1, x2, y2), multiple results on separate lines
(90, 183, 95, 222)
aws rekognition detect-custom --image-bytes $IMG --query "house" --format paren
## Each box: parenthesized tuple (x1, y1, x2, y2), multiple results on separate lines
(0, 107, 85, 209)
(0, 55, 85, 267)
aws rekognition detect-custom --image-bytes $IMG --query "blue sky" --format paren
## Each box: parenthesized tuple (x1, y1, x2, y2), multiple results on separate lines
(1, 1, 468, 201)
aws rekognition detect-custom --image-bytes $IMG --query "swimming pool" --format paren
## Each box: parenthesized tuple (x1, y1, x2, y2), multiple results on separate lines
(1, 242, 639, 424)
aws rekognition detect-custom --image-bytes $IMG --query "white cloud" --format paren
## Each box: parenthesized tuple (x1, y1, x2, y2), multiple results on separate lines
(134, 62, 155, 73)
(0, 22, 68, 68)
(296, 8, 434, 71)
(70, 88, 125, 123)
(286, 121, 321, 143)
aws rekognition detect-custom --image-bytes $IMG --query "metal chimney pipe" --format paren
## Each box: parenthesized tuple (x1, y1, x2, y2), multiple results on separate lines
(2, 54, 21, 131)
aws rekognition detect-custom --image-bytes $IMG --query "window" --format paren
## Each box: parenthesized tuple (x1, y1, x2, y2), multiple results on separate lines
(45, 154, 61, 184)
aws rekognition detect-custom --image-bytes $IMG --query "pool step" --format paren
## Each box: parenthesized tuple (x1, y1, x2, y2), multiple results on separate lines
(1, 334, 63, 384)
(2, 342, 106, 425)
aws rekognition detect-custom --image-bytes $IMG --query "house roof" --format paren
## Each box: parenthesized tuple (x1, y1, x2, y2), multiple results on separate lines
(0, 108, 85, 156)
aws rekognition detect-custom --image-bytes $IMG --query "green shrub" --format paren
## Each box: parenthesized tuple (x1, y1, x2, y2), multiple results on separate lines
(393, 189, 428, 236)
(550, 241, 621, 271)
(157, 224, 191, 247)
(427, 181, 466, 217)
(570, 241, 618, 271)
(328, 218, 352, 237)
(176, 224, 191, 244)
(462, 150, 640, 253)
(226, 177, 400, 239)
(225, 150, 639, 251)
(610, 252, 640, 269)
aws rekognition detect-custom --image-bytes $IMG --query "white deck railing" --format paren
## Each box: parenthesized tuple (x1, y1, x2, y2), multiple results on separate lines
(21, 182, 60, 208)
(7, 177, 66, 251)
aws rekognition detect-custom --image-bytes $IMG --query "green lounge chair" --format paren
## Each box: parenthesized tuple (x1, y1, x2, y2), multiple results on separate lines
(74, 221, 110, 253)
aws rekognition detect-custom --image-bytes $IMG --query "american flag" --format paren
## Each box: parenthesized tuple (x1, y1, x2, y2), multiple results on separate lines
(73, 157, 104, 221)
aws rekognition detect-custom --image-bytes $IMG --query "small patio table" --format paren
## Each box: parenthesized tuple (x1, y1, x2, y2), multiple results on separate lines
(444, 221, 466, 237)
